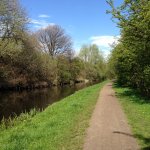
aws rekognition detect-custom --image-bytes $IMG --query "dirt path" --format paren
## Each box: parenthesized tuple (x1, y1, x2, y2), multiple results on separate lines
(83, 82, 139, 150)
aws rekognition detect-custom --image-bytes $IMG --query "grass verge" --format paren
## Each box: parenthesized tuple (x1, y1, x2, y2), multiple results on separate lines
(113, 84, 150, 150)
(0, 81, 107, 150)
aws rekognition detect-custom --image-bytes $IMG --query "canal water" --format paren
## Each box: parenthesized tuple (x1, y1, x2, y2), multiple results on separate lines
(0, 83, 91, 120)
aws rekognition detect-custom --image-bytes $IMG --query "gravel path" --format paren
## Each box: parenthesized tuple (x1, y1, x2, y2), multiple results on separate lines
(83, 82, 139, 150)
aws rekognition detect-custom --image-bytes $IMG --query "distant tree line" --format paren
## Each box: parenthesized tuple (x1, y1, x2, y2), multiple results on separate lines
(107, 0, 150, 97)
(0, 0, 106, 89)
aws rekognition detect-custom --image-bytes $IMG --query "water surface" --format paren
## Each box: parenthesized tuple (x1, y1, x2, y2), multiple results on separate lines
(0, 83, 90, 120)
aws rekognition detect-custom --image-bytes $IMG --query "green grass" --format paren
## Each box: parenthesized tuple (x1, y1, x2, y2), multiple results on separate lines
(0, 81, 107, 150)
(113, 84, 150, 150)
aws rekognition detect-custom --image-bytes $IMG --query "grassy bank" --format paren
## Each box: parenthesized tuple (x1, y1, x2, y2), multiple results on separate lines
(113, 84, 150, 150)
(0, 81, 107, 150)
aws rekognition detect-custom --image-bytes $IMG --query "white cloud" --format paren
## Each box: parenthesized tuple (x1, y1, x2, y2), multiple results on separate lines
(90, 35, 120, 48)
(38, 14, 50, 18)
(30, 19, 55, 29)
(90, 35, 120, 58)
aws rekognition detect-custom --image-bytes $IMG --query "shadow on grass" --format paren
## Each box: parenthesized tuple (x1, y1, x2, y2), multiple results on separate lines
(113, 131, 150, 150)
(142, 146, 150, 150)
(113, 82, 150, 105)
(135, 134, 150, 150)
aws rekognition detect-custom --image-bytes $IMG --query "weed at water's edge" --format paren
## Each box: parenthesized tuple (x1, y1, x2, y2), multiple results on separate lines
(0, 108, 39, 130)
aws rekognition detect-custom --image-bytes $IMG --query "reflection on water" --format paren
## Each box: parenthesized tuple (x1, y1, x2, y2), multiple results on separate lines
(0, 83, 90, 120)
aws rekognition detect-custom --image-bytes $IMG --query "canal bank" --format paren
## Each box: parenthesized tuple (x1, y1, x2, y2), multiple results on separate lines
(0, 81, 107, 150)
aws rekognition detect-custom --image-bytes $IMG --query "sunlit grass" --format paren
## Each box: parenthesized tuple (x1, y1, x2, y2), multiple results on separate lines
(114, 84, 150, 150)
(0, 81, 107, 150)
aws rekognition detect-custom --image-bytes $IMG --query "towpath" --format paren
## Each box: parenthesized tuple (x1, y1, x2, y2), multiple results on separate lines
(83, 82, 139, 150)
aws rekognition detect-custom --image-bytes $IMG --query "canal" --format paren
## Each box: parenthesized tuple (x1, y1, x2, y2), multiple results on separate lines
(0, 83, 91, 120)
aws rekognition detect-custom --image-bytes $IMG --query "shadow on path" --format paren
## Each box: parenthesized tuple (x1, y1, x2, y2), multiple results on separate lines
(113, 131, 134, 138)
(113, 131, 150, 149)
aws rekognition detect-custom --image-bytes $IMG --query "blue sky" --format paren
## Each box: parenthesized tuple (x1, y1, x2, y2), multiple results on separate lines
(21, 0, 123, 56)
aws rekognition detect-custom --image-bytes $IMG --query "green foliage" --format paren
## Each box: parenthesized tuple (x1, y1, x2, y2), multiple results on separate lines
(0, 81, 107, 150)
(57, 56, 72, 84)
(107, 0, 150, 97)
(0, 35, 57, 85)
(57, 56, 85, 85)
(79, 44, 106, 82)
(69, 57, 84, 81)
(0, 39, 22, 61)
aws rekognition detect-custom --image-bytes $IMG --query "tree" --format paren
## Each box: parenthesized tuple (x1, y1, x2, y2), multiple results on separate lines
(35, 25, 73, 58)
(79, 44, 104, 64)
(69, 57, 84, 82)
(0, 0, 27, 41)
(79, 44, 106, 81)
(107, 0, 150, 97)
(57, 55, 71, 85)
(78, 45, 89, 62)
